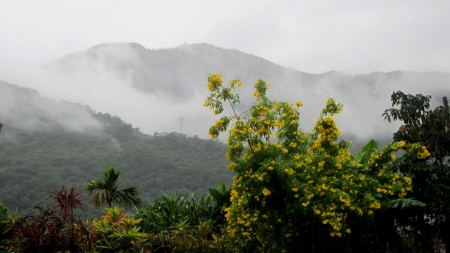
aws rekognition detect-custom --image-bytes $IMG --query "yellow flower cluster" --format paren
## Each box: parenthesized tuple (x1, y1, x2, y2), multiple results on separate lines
(206, 73, 223, 91)
(417, 146, 431, 159)
(204, 74, 429, 249)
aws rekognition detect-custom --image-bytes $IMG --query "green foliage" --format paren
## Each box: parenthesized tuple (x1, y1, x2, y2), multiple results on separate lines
(0, 202, 9, 252)
(383, 91, 449, 165)
(0, 111, 230, 217)
(2, 187, 90, 253)
(383, 91, 450, 251)
(204, 74, 430, 252)
(208, 182, 231, 224)
(355, 139, 378, 164)
(91, 206, 147, 252)
(0, 202, 7, 227)
(135, 183, 235, 252)
(384, 92, 449, 205)
(136, 191, 222, 233)
(84, 166, 143, 209)
(389, 198, 426, 209)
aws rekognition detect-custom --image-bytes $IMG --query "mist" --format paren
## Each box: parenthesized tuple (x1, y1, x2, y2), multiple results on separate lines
(1, 1, 449, 146)
(2, 42, 449, 149)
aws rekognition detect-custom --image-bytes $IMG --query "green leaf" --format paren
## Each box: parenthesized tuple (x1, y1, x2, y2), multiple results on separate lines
(389, 198, 426, 209)
(356, 139, 378, 164)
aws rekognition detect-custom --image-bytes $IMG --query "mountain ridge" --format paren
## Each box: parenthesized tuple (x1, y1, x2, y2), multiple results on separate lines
(0, 80, 231, 217)
(1, 42, 450, 217)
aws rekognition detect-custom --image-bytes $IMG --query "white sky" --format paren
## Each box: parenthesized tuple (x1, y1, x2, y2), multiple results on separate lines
(1, 0, 449, 76)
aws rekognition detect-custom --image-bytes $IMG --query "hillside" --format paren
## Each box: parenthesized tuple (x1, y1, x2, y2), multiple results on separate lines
(39, 43, 450, 144)
(42, 43, 450, 101)
(0, 81, 231, 217)
(2, 42, 450, 216)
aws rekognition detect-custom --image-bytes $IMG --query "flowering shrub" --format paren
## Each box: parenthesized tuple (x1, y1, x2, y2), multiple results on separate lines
(204, 73, 430, 251)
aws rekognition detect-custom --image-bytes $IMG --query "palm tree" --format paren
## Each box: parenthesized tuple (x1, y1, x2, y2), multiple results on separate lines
(84, 166, 143, 209)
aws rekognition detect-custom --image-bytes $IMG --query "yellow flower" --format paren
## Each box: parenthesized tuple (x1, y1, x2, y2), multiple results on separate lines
(296, 101, 303, 107)
(262, 188, 271, 196)
(417, 146, 430, 159)
(404, 176, 412, 185)
(368, 210, 373, 215)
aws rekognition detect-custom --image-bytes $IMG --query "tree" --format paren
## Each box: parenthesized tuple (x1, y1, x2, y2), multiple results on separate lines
(84, 167, 143, 209)
(383, 91, 450, 250)
(204, 74, 429, 252)
(383, 92, 449, 166)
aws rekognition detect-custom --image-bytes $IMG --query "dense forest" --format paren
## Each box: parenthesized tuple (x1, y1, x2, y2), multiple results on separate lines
(0, 81, 231, 217)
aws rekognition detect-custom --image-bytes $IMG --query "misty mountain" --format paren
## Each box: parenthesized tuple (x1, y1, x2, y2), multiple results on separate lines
(1, 42, 449, 216)
(0, 81, 231, 217)
(41, 43, 312, 103)
(39, 42, 450, 145)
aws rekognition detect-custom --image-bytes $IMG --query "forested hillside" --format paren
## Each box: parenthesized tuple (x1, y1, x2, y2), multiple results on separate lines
(0, 81, 231, 217)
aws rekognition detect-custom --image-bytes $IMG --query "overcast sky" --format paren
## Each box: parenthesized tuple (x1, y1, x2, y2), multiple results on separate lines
(1, 0, 449, 79)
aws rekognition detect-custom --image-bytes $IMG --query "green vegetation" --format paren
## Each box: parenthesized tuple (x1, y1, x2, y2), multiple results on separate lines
(0, 119, 230, 217)
(0, 83, 231, 217)
(203, 74, 430, 252)
(0, 184, 232, 252)
(0, 202, 8, 245)
(84, 166, 143, 209)
(0, 76, 449, 252)
(1, 187, 86, 253)
(383, 91, 450, 251)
